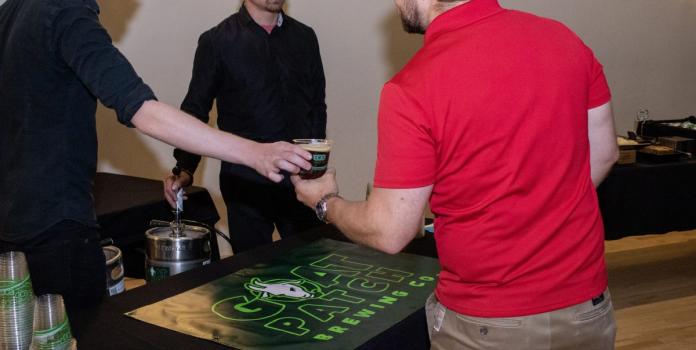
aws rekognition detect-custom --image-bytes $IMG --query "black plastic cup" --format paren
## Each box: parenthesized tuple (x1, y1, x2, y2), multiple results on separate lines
(293, 139, 332, 179)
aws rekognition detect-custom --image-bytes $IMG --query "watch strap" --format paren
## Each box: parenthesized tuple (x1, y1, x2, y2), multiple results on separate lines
(315, 192, 340, 223)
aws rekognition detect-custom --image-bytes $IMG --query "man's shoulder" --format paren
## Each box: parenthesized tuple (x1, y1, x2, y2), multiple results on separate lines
(14, 0, 99, 34)
(213, 12, 240, 31)
(45, 0, 99, 12)
(385, 52, 431, 99)
(503, 9, 581, 41)
(501, 9, 591, 59)
(282, 14, 317, 38)
(21, 0, 98, 17)
(199, 13, 239, 41)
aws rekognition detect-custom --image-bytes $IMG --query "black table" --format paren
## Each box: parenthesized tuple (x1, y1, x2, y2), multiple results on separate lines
(597, 160, 696, 240)
(71, 226, 436, 350)
(95, 172, 221, 277)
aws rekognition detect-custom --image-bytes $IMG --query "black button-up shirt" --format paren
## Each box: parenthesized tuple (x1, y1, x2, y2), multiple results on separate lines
(174, 5, 327, 184)
(0, 0, 156, 241)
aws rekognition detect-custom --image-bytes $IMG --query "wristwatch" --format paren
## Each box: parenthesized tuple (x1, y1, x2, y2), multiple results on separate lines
(315, 193, 340, 223)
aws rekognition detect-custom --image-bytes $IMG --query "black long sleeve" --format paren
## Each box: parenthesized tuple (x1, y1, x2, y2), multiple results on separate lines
(170, 7, 328, 184)
(174, 32, 222, 173)
(308, 29, 327, 139)
(53, 5, 156, 127)
(0, 0, 156, 238)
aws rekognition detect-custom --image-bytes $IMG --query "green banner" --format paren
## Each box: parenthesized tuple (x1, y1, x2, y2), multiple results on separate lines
(126, 239, 439, 349)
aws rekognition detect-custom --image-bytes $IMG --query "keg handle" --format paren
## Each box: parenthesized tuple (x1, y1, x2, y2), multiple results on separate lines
(171, 188, 185, 237)
(100, 238, 114, 247)
(149, 219, 171, 227)
(148, 219, 187, 237)
(149, 219, 234, 249)
(169, 221, 186, 238)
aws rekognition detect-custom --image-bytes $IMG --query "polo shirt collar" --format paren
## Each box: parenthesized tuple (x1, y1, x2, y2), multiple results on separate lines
(239, 2, 285, 29)
(425, 0, 505, 43)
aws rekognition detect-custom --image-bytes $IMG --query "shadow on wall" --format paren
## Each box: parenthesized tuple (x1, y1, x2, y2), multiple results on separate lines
(381, 8, 423, 79)
(94, 0, 167, 178)
(95, 107, 168, 178)
(97, 0, 140, 43)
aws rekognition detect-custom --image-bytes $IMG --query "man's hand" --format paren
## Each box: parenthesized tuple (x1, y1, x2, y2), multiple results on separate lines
(291, 168, 339, 208)
(163, 172, 192, 208)
(250, 142, 312, 183)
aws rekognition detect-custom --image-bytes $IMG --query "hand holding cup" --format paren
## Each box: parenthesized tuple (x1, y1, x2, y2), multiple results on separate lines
(292, 139, 332, 179)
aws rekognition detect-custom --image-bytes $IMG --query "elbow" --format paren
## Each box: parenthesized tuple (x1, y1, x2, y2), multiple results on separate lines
(597, 145, 619, 167)
(362, 201, 421, 255)
(380, 243, 403, 255)
(130, 100, 158, 135)
(374, 227, 412, 255)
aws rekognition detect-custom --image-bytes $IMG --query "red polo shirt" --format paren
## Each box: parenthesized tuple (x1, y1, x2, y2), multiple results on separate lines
(374, 0, 611, 317)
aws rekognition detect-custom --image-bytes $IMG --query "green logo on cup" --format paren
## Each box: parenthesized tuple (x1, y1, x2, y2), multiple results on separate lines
(0, 275, 33, 307)
(313, 154, 327, 162)
(32, 318, 73, 350)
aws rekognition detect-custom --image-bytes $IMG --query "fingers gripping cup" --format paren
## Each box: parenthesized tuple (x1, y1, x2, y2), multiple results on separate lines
(293, 139, 332, 179)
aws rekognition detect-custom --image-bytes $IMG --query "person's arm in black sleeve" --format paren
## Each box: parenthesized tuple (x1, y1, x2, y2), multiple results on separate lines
(51, 4, 313, 205)
(174, 31, 222, 175)
(165, 32, 222, 205)
(308, 29, 327, 139)
(51, 5, 156, 126)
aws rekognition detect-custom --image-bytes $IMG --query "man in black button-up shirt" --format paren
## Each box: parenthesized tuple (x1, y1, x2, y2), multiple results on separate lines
(0, 0, 311, 313)
(165, 0, 327, 253)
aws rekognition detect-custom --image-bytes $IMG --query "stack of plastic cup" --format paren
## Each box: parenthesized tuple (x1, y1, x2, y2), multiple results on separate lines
(30, 294, 76, 350)
(0, 251, 35, 350)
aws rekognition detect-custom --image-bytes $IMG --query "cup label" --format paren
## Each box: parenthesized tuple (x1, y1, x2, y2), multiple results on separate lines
(32, 318, 73, 350)
(0, 275, 33, 307)
(108, 280, 126, 296)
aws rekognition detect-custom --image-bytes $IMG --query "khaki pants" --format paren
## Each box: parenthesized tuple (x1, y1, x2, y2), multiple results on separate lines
(426, 290, 616, 350)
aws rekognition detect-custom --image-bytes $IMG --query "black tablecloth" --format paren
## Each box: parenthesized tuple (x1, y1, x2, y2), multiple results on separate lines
(71, 226, 437, 350)
(78, 163, 695, 347)
(597, 160, 696, 240)
(95, 172, 221, 277)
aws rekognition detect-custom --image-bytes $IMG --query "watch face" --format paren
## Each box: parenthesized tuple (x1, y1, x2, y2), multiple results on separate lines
(315, 198, 328, 223)
(315, 193, 339, 224)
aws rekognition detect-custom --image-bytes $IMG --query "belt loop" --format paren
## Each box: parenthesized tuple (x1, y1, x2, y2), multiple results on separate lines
(591, 292, 605, 306)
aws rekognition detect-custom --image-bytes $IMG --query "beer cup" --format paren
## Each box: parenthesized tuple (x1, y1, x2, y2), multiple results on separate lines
(293, 139, 332, 179)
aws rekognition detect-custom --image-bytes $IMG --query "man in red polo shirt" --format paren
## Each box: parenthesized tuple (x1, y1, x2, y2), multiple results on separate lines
(293, 0, 619, 348)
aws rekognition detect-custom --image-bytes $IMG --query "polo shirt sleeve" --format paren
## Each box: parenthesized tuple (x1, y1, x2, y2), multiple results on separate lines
(587, 53, 611, 109)
(373, 82, 436, 189)
(51, 5, 157, 127)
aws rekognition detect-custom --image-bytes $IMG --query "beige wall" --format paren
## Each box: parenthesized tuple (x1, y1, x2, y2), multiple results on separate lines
(94, 0, 696, 256)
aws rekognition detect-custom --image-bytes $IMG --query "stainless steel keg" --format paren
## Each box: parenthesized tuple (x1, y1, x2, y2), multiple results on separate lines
(145, 223, 211, 282)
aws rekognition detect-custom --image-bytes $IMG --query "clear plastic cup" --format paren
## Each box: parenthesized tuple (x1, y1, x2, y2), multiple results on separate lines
(0, 252, 30, 282)
(0, 251, 35, 350)
(30, 295, 74, 350)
